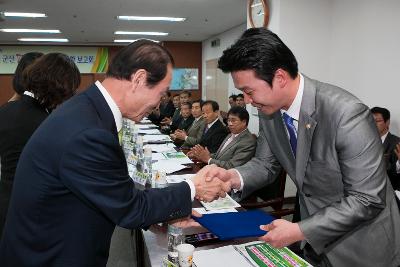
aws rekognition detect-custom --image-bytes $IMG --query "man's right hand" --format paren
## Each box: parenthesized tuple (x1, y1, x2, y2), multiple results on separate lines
(192, 166, 231, 202)
(196, 165, 242, 191)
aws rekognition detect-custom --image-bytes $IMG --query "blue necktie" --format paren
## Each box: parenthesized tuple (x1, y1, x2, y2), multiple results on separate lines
(203, 125, 209, 135)
(282, 112, 297, 156)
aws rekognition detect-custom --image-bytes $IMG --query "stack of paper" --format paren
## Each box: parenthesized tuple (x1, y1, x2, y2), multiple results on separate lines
(152, 160, 189, 174)
(161, 151, 193, 165)
(143, 134, 171, 143)
(200, 194, 241, 211)
(145, 143, 176, 153)
(193, 207, 238, 215)
(193, 245, 252, 267)
(138, 128, 161, 134)
(166, 174, 195, 184)
(194, 241, 313, 267)
(137, 124, 155, 129)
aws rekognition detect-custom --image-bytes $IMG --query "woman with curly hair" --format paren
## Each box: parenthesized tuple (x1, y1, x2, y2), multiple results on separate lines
(0, 52, 80, 238)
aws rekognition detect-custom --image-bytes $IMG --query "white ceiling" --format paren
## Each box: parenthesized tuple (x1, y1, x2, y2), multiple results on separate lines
(0, 0, 246, 45)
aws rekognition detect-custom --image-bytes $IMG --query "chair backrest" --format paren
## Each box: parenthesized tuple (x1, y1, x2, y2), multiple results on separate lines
(239, 170, 294, 218)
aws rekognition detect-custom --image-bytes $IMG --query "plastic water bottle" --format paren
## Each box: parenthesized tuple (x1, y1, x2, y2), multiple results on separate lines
(167, 224, 184, 264)
(143, 146, 153, 186)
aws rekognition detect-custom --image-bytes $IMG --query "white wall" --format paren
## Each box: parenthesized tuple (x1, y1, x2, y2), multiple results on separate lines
(274, 0, 400, 134)
(202, 23, 246, 101)
(328, 0, 400, 134)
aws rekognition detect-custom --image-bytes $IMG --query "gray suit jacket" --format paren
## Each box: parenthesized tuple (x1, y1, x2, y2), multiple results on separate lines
(236, 75, 400, 266)
(182, 117, 206, 147)
(209, 129, 256, 169)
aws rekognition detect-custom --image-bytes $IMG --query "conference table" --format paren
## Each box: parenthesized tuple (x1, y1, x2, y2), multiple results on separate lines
(132, 121, 304, 267)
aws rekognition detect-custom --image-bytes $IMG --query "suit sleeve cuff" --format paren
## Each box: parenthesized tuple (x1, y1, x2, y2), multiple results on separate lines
(184, 180, 195, 201)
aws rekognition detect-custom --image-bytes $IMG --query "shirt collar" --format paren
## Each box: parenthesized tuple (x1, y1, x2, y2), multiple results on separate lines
(95, 80, 123, 132)
(232, 128, 247, 138)
(23, 91, 34, 98)
(381, 132, 389, 143)
(207, 118, 219, 128)
(280, 73, 304, 121)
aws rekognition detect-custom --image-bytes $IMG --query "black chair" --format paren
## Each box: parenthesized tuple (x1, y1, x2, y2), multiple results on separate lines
(239, 170, 295, 219)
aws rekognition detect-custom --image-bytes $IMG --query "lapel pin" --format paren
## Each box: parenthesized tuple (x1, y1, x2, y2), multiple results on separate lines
(305, 123, 311, 129)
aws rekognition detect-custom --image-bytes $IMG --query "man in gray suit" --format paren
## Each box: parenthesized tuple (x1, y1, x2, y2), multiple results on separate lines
(200, 28, 400, 266)
(173, 100, 206, 147)
(190, 106, 256, 169)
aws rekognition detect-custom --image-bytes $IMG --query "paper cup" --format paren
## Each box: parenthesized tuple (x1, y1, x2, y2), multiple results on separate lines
(177, 243, 195, 267)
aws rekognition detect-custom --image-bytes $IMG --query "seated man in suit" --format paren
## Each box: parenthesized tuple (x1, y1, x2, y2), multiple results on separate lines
(188, 100, 228, 155)
(170, 102, 194, 135)
(0, 40, 229, 267)
(161, 94, 181, 126)
(174, 100, 206, 148)
(148, 91, 175, 124)
(371, 106, 400, 191)
(190, 106, 256, 169)
(160, 94, 181, 133)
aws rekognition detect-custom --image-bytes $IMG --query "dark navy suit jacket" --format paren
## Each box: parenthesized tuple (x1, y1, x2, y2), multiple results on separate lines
(199, 119, 229, 153)
(0, 84, 192, 266)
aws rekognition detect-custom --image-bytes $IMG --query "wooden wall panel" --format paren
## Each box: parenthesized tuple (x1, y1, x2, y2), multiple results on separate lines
(163, 42, 202, 101)
(0, 75, 14, 105)
(0, 42, 202, 106)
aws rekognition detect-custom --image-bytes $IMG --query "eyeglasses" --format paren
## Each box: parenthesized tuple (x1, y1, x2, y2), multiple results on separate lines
(227, 118, 240, 123)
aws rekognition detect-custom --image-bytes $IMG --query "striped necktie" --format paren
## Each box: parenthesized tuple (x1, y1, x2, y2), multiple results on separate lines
(282, 112, 297, 156)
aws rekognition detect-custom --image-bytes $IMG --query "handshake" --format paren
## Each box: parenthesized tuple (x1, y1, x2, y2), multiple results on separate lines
(190, 165, 242, 202)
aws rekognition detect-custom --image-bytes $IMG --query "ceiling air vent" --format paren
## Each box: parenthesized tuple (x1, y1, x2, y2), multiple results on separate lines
(211, 38, 220, 47)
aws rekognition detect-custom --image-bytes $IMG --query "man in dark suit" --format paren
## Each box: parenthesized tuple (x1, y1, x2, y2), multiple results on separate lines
(148, 92, 174, 124)
(371, 107, 400, 191)
(198, 28, 400, 266)
(189, 100, 228, 155)
(190, 106, 256, 169)
(0, 40, 229, 267)
(160, 94, 182, 133)
(175, 100, 206, 148)
(170, 102, 194, 133)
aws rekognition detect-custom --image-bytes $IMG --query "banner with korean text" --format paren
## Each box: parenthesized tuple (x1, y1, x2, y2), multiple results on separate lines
(0, 46, 108, 74)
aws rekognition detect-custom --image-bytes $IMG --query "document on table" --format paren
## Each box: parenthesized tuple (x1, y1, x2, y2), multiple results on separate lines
(193, 245, 253, 267)
(138, 128, 161, 134)
(143, 134, 171, 143)
(194, 241, 313, 267)
(144, 143, 176, 153)
(152, 160, 189, 174)
(200, 194, 241, 211)
(137, 124, 155, 129)
(151, 153, 166, 161)
(193, 207, 238, 215)
(161, 151, 193, 164)
(166, 174, 195, 184)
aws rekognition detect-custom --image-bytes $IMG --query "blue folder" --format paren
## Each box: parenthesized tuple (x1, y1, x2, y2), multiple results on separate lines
(193, 210, 275, 240)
